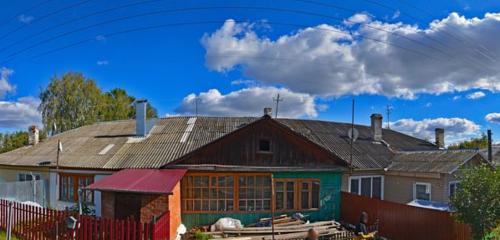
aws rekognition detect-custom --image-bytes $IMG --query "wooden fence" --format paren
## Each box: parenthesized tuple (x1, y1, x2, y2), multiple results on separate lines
(0, 199, 170, 240)
(340, 192, 472, 240)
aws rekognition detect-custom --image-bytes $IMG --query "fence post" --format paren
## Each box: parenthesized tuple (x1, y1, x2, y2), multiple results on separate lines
(6, 201, 13, 240)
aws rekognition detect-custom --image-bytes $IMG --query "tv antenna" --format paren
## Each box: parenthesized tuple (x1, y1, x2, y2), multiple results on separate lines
(386, 104, 393, 129)
(273, 94, 283, 118)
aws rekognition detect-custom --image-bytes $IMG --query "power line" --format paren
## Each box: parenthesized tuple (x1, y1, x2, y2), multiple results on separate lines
(296, 0, 492, 71)
(1, 5, 451, 64)
(0, 0, 94, 41)
(273, 94, 283, 118)
(25, 20, 440, 66)
(362, 0, 498, 67)
(0, 0, 165, 53)
(393, 0, 497, 63)
(0, 0, 53, 29)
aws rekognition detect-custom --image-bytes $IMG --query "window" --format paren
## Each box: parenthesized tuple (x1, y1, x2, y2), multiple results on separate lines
(414, 182, 431, 201)
(238, 176, 272, 211)
(181, 174, 272, 213)
(59, 174, 94, 204)
(182, 175, 234, 212)
(18, 173, 41, 182)
(181, 174, 320, 213)
(349, 176, 384, 199)
(275, 179, 320, 211)
(258, 139, 271, 152)
(449, 181, 460, 197)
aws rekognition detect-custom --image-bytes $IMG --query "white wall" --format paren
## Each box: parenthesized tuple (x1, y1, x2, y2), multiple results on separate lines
(49, 170, 112, 214)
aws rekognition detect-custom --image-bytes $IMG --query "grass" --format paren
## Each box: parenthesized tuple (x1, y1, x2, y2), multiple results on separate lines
(0, 230, 21, 240)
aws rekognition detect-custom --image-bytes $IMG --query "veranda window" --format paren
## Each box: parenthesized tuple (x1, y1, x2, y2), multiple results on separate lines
(182, 175, 234, 212)
(275, 179, 320, 211)
(181, 174, 321, 213)
(59, 174, 94, 204)
(238, 175, 272, 211)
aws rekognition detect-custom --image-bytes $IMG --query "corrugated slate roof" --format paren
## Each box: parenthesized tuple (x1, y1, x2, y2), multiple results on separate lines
(0, 116, 439, 170)
(0, 120, 135, 168)
(480, 145, 500, 166)
(388, 150, 479, 173)
(276, 119, 437, 169)
(103, 117, 257, 169)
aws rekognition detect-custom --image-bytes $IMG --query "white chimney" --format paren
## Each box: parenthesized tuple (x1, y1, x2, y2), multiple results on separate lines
(263, 107, 272, 117)
(435, 128, 445, 149)
(135, 99, 148, 137)
(371, 113, 383, 142)
(28, 125, 39, 145)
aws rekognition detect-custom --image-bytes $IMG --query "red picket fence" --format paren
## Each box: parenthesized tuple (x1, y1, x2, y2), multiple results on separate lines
(0, 199, 170, 240)
(340, 192, 472, 240)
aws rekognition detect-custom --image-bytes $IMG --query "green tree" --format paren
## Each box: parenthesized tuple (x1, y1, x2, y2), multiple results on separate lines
(450, 164, 500, 239)
(448, 133, 488, 150)
(100, 88, 158, 121)
(0, 131, 29, 153)
(39, 72, 158, 134)
(100, 88, 135, 121)
(39, 72, 102, 134)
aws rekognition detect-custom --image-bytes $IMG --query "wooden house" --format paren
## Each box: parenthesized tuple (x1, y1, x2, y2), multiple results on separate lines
(0, 101, 491, 239)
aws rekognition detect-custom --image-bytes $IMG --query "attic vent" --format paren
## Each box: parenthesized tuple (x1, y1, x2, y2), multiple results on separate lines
(99, 144, 115, 155)
(180, 117, 197, 143)
(38, 161, 51, 166)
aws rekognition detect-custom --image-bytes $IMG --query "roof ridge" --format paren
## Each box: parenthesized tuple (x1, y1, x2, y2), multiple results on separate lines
(396, 149, 479, 154)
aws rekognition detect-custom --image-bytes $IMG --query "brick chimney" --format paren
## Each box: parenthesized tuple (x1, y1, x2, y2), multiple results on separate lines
(28, 125, 39, 145)
(435, 128, 445, 149)
(371, 113, 383, 142)
(263, 107, 272, 118)
(135, 99, 148, 137)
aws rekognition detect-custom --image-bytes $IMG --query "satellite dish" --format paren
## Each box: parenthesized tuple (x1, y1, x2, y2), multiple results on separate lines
(348, 128, 359, 142)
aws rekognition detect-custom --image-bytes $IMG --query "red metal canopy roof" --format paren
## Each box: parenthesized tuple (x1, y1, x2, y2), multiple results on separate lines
(86, 169, 186, 194)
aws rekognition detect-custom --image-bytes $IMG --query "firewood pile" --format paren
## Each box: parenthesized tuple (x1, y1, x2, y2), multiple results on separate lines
(204, 215, 354, 240)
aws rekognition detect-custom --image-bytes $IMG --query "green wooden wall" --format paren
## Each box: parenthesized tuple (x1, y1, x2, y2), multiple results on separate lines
(181, 171, 342, 229)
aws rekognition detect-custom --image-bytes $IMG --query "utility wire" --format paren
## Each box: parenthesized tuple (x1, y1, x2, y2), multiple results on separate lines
(292, 0, 452, 57)
(0, 0, 94, 41)
(0, 0, 53, 29)
(1, 5, 452, 63)
(0, 0, 165, 53)
(395, 0, 497, 63)
(295, 0, 491, 71)
(21, 20, 439, 65)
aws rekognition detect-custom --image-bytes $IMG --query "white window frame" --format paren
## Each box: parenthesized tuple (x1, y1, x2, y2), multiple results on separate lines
(17, 172, 41, 182)
(413, 182, 431, 201)
(348, 175, 384, 200)
(448, 181, 460, 197)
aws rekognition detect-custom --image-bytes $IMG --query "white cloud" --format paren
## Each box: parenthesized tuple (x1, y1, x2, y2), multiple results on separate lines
(17, 14, 34, 24)
(392, 10, 401, 20)
(0, 67, 15, 98)
(97, 60, 109, 66)
(0, 96, 41, 129)
(452, 95, 461, 100)
(485, 113, 500, 124)
(344, 13, 372, 25)
(391, 117, 480, 144)
(230, 79, 255, 86)
(95, 35, 107, 42)
(202, 13, 500, 99)
(175, 87, 318, 118)
(466, 91, 486, 99)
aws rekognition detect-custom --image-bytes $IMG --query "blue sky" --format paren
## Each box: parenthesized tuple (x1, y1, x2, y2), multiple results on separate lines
(1, 0, 499, 144)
